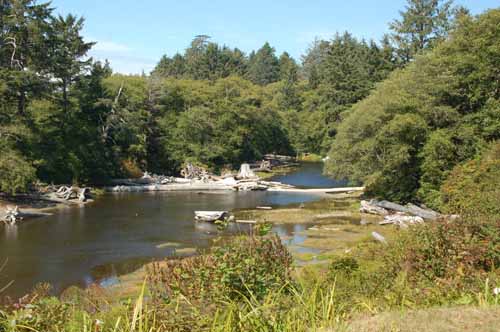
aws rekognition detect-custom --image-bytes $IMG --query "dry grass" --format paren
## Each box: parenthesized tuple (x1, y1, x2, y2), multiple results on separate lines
(340, 306, 500, 332)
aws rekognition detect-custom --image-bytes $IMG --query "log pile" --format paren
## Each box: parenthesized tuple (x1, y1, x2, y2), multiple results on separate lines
(360, 199, 441, 228)
(111, 173, 174, 186)
(55, 186, 90, 202)
(181, 163, 210, 180)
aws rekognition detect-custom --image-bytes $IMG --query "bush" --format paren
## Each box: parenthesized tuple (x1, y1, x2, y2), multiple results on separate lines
(441, 141, 500, 218)
(0, 149, 36, 194)
(148, 235, 293, 303)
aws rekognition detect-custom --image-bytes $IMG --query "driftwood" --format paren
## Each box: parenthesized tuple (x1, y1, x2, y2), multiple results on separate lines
(380, 213, 424, 228)
(233, 181, 268, 191)
(1, 206, 52, 226)
(367, 200, 441, 220)
(264, 154, 295, 162)
(181, 163, 209, 180)
(406, 203, 440, 221)
(260, 160, 272, 171)
(111, 173, 174, 186)
(360, 200, 389, 215)
(374, 200, 409, 214)
(55, 186, 90, 202)
(2, 206, 19, 226)
(235, 219, 257, 224)
(371, 232, 387, 245)
(194, 211, 231, 223)
(237, 163, 257, 179)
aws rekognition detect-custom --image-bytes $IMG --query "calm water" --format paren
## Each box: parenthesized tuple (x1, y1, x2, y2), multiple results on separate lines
(271, 162, 348, 188)
(0, 163, 336, 298)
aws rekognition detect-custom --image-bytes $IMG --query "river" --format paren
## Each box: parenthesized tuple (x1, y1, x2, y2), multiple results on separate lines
(0, 163, 342, 298)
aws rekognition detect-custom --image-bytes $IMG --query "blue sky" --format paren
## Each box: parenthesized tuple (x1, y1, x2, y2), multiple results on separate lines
(50, 0, 498, 74)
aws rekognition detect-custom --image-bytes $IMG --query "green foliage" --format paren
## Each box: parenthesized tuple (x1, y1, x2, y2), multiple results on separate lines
(148, 235, 293, 303)
(0, 149, 36, 194)
(328, 9, 500, 205)
(441, 141, 500, 218)
(389, 0, 454, 63)
(329, 256, 359, 276)
(247, 42, 280, 85)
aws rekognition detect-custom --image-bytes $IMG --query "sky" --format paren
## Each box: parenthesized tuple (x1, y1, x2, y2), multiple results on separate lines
(50, 0, 499, 74)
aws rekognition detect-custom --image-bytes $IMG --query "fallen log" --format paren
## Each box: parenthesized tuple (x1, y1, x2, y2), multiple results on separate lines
(370, 200, 441, 220)
(55, 186, 90, 202)
(256, 206, 272, 210)
(194, 211, 230, 223)
(360, 200, 389, 215)
(371, 232, 387, 245)
(406, 203, 441, 220)
(235, 219, 257, 224)
(233, 182, 268, 191)
(268, 187, 365, 194)
(373, 200, 409, 214)
(380, 213, 424, 227)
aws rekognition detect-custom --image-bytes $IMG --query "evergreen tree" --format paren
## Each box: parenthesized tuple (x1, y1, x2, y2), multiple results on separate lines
(247, 42, 280, 85)
(389, 0, 454, 63)
(48, 14, 94, 113)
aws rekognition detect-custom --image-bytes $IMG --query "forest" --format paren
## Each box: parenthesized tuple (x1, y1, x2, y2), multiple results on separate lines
(0, 0, 499, 213)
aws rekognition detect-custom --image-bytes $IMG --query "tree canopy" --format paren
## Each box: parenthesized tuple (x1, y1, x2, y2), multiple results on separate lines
(1, 0, 497, 212)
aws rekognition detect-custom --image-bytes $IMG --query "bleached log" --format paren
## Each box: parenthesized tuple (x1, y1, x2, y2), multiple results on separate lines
(78, 188, 90, 202)
(237, 163, 257, 179)
(360, 200, 389, 215)
(268, 187, 364, 193)
(372, 232, 387, 245)
(194, 211, 230, 223)
(2, 206, 19, 226)
(370, 200, 441, 220)
(1, 206, 52, 226)
(406, 203, 441, 220)
(234, 182, 268, 191)
(380, 213, 424, 227)
(256, 206, 272, 210)
(235, 220, 257, 224)
(373, 200, 409, 214)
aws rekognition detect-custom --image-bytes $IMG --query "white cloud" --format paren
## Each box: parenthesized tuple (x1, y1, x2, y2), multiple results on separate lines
(92, 40, 132, 53)
(86, 38, 156, 74)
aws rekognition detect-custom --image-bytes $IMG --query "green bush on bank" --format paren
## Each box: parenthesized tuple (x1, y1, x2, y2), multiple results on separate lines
(441, 141, 500, 218)
(148, 235, 293, 303)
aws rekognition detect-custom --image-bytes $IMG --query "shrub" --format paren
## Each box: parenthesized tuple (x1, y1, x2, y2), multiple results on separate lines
(0, 149, 36, 194)
(329, 256, 359, 276)
(148, 235, 293, 303)
(441, 141, 500, 217)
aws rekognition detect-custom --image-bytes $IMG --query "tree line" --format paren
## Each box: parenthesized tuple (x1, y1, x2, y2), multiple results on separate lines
(1, 0, 497, 212)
